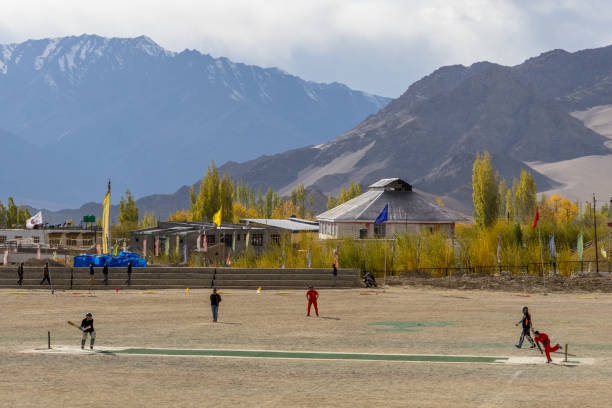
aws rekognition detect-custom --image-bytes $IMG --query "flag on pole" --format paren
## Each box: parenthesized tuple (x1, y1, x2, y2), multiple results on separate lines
(226, 250, 231, 266)
(496, 236, 502, 264)
(245, 232, 250, 249)
(602, 246, 608, 259)
(203, 233, 208, 252)
(37, 246, 41, 259)
(96, 244, 101, 255)
(374, 204, 388, 225)
(577, 233, 583, 261)
(213, 207, 222, 227)
(196, 234, 201, 250)
(549, 234, 556, 259)
(143, 238, 147, 257)
(531, 207, 540, 229)
(155, 236, 159, 256)
(183, 243, 187, 263)
(3, 249, 8, 265)
(26, 211, 43, 229)
(307, 246, 312, 268)
(102, 181, 111, 254)
(232, 232, 236, 252)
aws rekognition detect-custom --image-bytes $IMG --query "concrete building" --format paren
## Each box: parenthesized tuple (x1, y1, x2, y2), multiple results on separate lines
(316, 178, 467, 239)
(130, 221, 269, 265)
(0, 227, 100, 250)
(240, 216, 319, 244)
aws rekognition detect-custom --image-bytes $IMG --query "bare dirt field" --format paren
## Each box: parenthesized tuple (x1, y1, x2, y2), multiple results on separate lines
(1, 286, 612, 407)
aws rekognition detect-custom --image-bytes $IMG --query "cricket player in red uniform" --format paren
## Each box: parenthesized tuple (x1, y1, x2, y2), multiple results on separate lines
(306, 286, 319, 317)
(534, 330, 561, 363)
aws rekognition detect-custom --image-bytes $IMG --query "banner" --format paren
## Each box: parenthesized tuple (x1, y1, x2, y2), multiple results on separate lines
(577, 233, 583, 261)
(143, 238, 147, 258)
(203, 233, 208, 252)
(155, 236, 159, 256)
(3, 250, 8, 265)
(213, 207, 222, 227)
(26, 211, 43, 229)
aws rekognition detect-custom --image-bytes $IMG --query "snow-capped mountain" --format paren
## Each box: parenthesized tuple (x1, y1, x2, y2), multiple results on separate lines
(0, 34, 390, 207)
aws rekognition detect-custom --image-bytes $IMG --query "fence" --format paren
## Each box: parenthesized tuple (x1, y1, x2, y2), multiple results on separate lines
(374, 260, 611, 278)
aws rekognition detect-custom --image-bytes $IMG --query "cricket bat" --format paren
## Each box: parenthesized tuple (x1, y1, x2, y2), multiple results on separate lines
(67, 321, 83, 331)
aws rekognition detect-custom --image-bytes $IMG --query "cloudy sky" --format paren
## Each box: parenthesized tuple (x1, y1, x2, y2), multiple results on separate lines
(1, 0, 612, 97)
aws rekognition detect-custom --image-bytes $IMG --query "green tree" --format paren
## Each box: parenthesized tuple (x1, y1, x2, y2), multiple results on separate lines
(140, 211, 157, 228)
(472, 151, 499, 228)
(498, 177, 508, 220)
(327, 195, 337, 210)
(264, 188, 274, 218)
(16, 206, 31, 226)
(7, 197, 18, 227)
(192, 161, 221, 221)
(119, 190, 139, 225)
(515, 169, 537, 221)
(0, 200, 6, 228)
(219, 174, 234, 223)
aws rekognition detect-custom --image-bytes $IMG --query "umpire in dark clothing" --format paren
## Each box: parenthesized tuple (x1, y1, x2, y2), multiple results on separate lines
(103, 261, 109, 285)
(40, 262, 51, 286)
(125, 260, 132, 285)
(17, 262, 24, 286)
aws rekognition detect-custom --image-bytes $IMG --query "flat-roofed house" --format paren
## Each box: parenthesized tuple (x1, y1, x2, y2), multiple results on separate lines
(316, 178, 466, 239)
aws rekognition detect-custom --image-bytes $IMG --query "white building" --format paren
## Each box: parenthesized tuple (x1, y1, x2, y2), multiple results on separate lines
(317, 178, 467, 239)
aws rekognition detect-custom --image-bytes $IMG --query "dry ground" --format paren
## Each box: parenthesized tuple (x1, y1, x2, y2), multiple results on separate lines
(1, 287, 611, 407)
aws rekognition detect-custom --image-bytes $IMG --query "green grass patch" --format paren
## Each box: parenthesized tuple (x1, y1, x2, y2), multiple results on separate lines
(101, 348, 504, 364)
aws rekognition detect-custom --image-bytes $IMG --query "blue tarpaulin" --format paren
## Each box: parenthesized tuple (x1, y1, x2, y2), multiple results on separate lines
(74, 251, 147, 268)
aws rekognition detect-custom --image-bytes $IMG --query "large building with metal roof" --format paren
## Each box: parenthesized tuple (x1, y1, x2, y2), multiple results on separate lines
(316, 178, 467, 239)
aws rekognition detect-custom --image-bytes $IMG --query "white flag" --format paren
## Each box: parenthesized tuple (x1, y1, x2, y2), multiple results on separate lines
(26, 211, 43, 229)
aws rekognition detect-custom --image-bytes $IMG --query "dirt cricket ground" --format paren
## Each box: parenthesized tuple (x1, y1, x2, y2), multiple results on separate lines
(1, 286, 612, 407)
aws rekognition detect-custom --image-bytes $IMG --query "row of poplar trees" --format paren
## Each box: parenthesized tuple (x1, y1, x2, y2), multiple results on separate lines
(0, 197, 31, 228)
(472, 151, 537, 228)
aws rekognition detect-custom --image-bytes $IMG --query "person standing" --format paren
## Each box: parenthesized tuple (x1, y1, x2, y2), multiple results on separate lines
(534, 330, 561, 363)
(39, 262, 51, 286)
(332, 264, 338, 287)
(17, 262, 24, 286)
(102, 261, 109, 285)
(88, 263, 95, 289)
(306, 286, 319, 317)
(70, 267, 74, 290)
(125, 260, 132, 286)
(210, 288, 221, 322)
(515, 306, 536, 349)
(80, 313, 96, 350)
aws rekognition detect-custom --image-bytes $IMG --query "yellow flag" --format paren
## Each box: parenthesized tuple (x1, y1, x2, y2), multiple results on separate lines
(102, 190, 110, 254)
(213, 207, 222, 227)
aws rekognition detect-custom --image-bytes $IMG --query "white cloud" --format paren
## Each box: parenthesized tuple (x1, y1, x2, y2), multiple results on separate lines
(1, 0, 612, 96)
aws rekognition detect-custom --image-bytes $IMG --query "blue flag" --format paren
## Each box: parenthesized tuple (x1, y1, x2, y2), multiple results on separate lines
(374, 204, 388, 225)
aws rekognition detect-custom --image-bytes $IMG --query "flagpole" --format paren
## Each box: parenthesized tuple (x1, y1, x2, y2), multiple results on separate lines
(108, 179, 111, 255)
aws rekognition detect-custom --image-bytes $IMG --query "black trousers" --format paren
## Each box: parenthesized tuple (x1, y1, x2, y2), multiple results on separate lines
(518, 327, 535, 347)
(40, 275, 51, 286)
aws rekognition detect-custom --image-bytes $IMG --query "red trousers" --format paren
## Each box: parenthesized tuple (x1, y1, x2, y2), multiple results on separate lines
(307, 300, 318, 316)
(544, 343, 559, 361)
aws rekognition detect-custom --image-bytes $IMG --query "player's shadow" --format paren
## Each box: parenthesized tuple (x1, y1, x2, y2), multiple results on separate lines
(216, 322, 242, 325)
(318, 316, 340, 320)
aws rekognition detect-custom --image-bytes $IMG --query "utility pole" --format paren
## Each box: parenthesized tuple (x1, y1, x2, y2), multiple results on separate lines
(593, 194, 599, 274)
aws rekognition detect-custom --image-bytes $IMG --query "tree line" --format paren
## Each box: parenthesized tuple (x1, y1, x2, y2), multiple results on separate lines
(0, 198, 31, 228)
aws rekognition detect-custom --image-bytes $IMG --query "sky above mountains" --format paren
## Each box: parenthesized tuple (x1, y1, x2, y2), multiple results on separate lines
(2, 0, 612, 97)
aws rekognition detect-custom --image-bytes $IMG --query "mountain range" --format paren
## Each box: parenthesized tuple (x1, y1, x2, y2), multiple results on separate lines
(8, 39, 612, 222)
(0, 34, 389, 208)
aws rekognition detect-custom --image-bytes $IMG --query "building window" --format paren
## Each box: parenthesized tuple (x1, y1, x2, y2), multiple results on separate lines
(82, 239, 93, 247)
(207, 235, 216, 245)
(33, 236, 40, 244)
(237, 234, 241, 241)
(15, 236, 23, 240)
(271, 233, 281, 245)
(251, 233, 264, 247)
(67, 239, 78, 247)
(49, 239, 60, 246)
(0, 236, 6, 243)
(374, 224, 386, 238)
